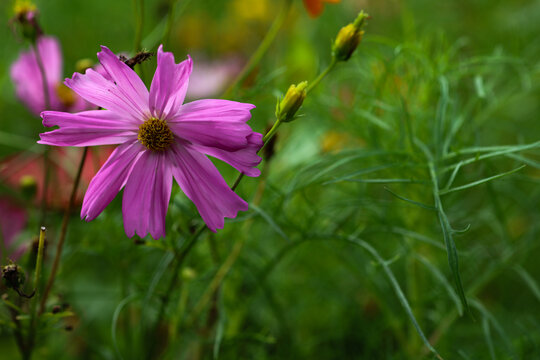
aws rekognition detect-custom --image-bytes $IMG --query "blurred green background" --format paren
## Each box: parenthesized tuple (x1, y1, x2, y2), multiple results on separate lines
(1, 0, 539, 359)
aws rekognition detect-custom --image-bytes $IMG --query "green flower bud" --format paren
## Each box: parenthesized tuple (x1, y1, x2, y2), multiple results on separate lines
(332, 11, 369, 62)
(75, 58, 94, 73)
(12, 1, 42, 43)
(181, 267, 197, 281)
(19, 175, 37, 200)
(276, 81, 308, 123)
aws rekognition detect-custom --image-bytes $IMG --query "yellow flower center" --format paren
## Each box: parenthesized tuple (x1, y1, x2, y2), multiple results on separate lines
(137, 117, 174, 151)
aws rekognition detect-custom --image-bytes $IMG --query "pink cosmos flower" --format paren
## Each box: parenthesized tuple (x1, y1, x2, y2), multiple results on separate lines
(186, 55, 243, 99)
(10, 36, 90, 115)
(38, 45, 262, 238)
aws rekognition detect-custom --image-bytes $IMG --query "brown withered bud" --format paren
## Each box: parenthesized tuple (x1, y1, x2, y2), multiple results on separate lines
(2, 263, 33, 298)
(52, 305, 62, 314)
(133, 237, 146, 245)
(2, 264, 25, 290)
(119, 51, 154, 70)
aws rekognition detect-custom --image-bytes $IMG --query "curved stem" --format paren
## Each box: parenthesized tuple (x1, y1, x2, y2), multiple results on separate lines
(306, 57, 338, 94)
(222, 0, 293, 98)
(38, 147, 89, 315)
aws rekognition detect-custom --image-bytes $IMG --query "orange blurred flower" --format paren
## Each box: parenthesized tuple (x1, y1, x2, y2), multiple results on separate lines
(303, 0, 340, 18)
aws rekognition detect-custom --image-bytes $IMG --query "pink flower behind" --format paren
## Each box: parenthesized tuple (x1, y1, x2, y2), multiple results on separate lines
(0, 197, 27, 261)
(186, 56, 243, 99)
(10, 36, 90, 115)
(39, 45, 262, 238)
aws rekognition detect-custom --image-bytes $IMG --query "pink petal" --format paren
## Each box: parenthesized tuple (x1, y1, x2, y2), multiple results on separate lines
(191, 132, 263, 177)
(168, 142, 248, 232)
(39, 110, 138, 146)
(169, 99, 257, 151)
(81, 141, 145, 221)
(10, 36, 62, 115)
(96, 46, 150, 115)
(65, 47, 150, 121)
(149, 46, 192, 120)
(122, 151, 172, 239)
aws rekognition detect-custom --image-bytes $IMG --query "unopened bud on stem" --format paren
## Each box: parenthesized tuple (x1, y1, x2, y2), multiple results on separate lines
(2, 263, 25, 292)
(276, 81, 308, 123)
(332, 10, 369, 62)
(12, 0, 42, 42)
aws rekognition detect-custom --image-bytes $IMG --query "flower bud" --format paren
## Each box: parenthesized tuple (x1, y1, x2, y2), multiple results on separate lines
(12, 0, 42, 42)
(275, 81, 308, 123)
(19, 175, 37, 200)
(2, 263, 25, 291)
(181, 267, 197, 281)
(332, 11, 369, 62)
(75, 58, 95, 73)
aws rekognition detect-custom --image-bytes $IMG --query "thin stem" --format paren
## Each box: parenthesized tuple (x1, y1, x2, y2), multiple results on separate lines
(33, 41, 52, 227)
(133, 0, 144, 52)
(222, 0, 293, 98)
(26, 226, 47, 359)
(38, 147, 89, 315)
(306, 57, 338, 94)
(33, 227, 46, 301)
(161, 0, 179, 47)
(146, 225, 206, 359)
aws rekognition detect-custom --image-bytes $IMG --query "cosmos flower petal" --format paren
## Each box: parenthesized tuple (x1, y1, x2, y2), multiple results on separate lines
(169, 142, 248, 232)
(169, 99, 258, 151)
(39, 110, 138, 146)
(81, 140, 145, 221)
(122, 151, 172, 239)
(65, 68, 146, 122)
(96, 46, 150, 113)
(191, 132, 263, 177)
(10, 36, 62, 115)
(149, 46, 192, 119)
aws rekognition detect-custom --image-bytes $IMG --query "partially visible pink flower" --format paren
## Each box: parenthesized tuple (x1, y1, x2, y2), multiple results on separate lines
(10, 36, 90, 115)
(186, 55, 243, 99)
(0, 147, 113, 210)
(39, 45, 262, 238)
(0, 197, 27, 261)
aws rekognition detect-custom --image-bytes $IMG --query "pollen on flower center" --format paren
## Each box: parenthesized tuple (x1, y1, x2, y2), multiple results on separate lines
(138, 117, 174, 151)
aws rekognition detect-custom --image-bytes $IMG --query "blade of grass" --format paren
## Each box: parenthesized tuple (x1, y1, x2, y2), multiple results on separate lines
(428, 161, 470, 314)
(514, 266, 540, 302)
(439, 165, 526, 195)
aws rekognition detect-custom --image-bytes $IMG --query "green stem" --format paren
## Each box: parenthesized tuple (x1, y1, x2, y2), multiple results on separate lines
(306, 57, 338, 94)
(161, 0, 179, 47)
(38, 147, 89, 315)
(33, 41, 52, 228)
(33, 227, 46, 300)
(25, 226, 47, 360)
(146, 225, 206, 359)
(222, 0, 293, 98)
(133, 0, 144, 51)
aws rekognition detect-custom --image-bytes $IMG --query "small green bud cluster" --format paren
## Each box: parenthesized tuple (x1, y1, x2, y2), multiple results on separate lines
(11, 1, 42, 43)
(275, 81, 308, 123)
(332, 11, 369, 62)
